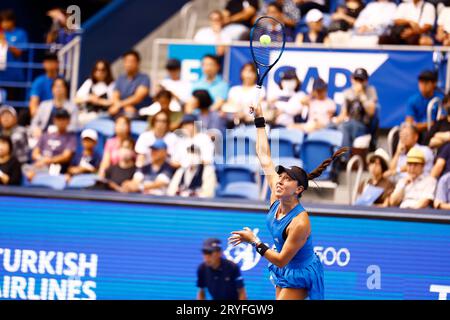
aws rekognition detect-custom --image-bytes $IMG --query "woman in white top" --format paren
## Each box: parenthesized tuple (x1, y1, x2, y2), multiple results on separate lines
(224, 63, 266, 127)
(134, 110, 180, 168)
(75, 59, 115, 125)
(354, 0, 397, 35)
(436, 6, 450, 45)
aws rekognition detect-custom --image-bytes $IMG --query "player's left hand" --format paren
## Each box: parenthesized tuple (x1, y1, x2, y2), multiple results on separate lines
(229, 227, 257, 246)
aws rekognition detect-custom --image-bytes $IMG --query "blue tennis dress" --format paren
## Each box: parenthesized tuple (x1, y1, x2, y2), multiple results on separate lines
(266, 200, 324, 300)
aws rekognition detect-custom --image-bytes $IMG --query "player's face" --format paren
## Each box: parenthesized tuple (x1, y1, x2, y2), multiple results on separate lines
(275, 172, 302, 198)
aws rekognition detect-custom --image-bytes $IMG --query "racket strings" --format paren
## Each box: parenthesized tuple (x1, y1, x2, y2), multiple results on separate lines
(250, 18, 284, 68)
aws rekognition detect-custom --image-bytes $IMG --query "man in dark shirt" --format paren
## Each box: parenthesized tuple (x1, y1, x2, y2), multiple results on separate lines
(223, 0, 259, 28)
(424, 95, 450, 150)
(197, 238, 247, 300)
(431, 142, 450, 179)
(110, 50, 151, 118)
(0, 135, 22, 185)
(25, 109, 76, 180)
(67, 129, 101, 178)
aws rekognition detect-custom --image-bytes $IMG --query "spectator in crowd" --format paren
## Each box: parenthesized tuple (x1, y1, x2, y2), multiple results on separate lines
(0, 105, 29, 163)
(110, 50, 151, 118)
(424, 93, 450, 149)
(167, 144, 217, 198)
(187, 89, 226, 132)
(289, 78, 336, 133)
(0, 135, 22, 186)
(431, 142, 450, 178)
(222, 0, 260, 40)
(30, 77, 78, 141)
(379, 0, 435, 45)
(356, 148, 395, 206)
(435, 6, 450, 46)
(389, 147, 436, 209)
(0, 9, 28, 101)
(294, 0, 328, 16)
(174, 114, 215, 168)
(295, 9, 328, 44)
(139, 90, 182, 125)
(135, 110, 179, 168)
(98, 115, 133, 177)
(197, 238, 247, 300)
(328, 0, 364, 33)
(405, 70, 444, 133)
(268, 68, 306, 127)
(158, 59, 192, 105)
(265, 2, 295, 41)
(260, 0, 300, 29)
(353, 0, 397, 36)
(24, 109, 77, 180)
(191, 55, 229, 112)
(29, 52, 60, 119)
(75, 59, 115, 126)
(194, 10, 233, 45)
(46, 7, 79, 45)
(331, 68, 378, 150)
(124, 139, 175, 195)
(224, 63, 266, 127)
(434, 171, 450, 210)
(66, 129, 101, 179)
(97, 137, 136, 193)
(386, 122, 434, 180)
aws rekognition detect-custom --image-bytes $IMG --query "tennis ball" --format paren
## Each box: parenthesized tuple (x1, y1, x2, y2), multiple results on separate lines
(259, 34, 271, 46)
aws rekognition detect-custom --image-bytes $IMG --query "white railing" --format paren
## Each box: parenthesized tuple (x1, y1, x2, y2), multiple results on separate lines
(346, 155, 364, 205)
(57, 36, 81, 101)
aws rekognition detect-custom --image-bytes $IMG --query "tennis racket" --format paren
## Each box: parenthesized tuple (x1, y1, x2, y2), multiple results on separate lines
(249, 16, 286, 114)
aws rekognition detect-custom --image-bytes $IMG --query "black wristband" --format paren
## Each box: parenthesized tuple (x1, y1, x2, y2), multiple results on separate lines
(254, 117, 266, 128)
(255, 242, 269, 256)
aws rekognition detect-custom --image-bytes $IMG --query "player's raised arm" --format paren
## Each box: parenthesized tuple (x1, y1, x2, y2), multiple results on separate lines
(252, 102, 278, 204)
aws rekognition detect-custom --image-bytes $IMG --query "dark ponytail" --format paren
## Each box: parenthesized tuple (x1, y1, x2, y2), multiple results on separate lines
(307, 147, 349, 180)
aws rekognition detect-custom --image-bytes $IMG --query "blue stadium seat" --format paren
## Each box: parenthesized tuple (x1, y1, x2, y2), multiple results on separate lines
(269, 128, 304, 158)
(300, 140, 335, 180)
(66, 174, 98, 189)
(131, 120, 148, 137)
(305, 129, 343, 148)
(221, 163, 258, 186)
(218, 181, 260, 200)
(225, 127, 257, 160)
(84, 118, 115, 138)
(30, 173, 66, 190)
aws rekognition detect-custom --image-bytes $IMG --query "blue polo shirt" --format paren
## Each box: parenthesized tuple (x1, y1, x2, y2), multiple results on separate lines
(197, 257, 244, 300)
(406, 90, 445, 123)
(191, 75, 229, 102)
(115, 72, 151, 109)
(29, 74, 58, 101)
(0, 27, 28, 81)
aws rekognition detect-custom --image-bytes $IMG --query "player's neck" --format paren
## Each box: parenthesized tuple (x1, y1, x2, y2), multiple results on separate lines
(279, 197, 299, 215)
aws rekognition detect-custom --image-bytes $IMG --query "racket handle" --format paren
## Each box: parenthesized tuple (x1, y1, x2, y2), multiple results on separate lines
(250, 85, 262, 115)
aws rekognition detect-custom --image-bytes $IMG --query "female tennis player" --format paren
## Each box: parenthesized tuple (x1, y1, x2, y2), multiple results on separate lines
(228, 102, 348, 300)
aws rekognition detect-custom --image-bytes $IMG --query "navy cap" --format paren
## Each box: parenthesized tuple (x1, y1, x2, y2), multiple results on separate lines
(150, 139, 167, 150)
(275, 165, 309, 190)
(166, 58, 181, 70)
(313, 77, 327, 91)
(180, 113, 198, 125)
(202, 238, 222, 253)
(280, 68, 297, 80)
(353, 68, 369, 81)
(54, 108, 70, 119)
(418, 70, 438, 82)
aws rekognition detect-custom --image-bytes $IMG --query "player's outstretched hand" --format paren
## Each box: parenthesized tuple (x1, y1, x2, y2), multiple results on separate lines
(250, 102, 263, 118)
(229, 227, 258, 246)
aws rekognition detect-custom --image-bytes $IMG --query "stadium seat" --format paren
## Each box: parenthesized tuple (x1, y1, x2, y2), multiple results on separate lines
(66, 174, 98, 189)
(30, 173, 66, 190)
(84, 118, 115, 138)
(225, 127, 257, 160)
(300, 140, 335, 180)
(131, 120, 148, 136)
(218, 181, 260, 200)
(269, 128, 304, 158)
(305, 129, 343, 148)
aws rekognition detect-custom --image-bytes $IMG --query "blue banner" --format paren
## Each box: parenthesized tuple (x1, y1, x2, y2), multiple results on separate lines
(0, 196, 450, 300)
(228, 46, 444, 129)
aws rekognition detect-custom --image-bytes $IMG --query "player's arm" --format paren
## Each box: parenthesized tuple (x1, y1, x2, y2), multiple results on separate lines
(238, 288, 247, 300)
(253, 102, 278, 204)
(230, 217, 309, 268)
(197, 289, 206, 300)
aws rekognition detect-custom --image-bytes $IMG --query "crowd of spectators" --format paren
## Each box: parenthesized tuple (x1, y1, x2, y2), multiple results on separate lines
(0, 4, 449, 212)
